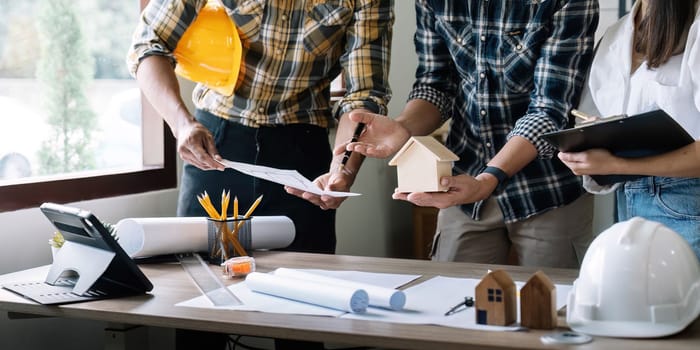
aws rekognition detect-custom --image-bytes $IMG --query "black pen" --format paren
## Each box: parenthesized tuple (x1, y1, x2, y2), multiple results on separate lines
(338, 122, 365, 170)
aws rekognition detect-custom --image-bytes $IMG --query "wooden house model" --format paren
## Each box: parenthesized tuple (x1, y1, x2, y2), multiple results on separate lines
(475, 269, 517, 326)
(388, 136, 459, 193)
(520, 270, 557, 329)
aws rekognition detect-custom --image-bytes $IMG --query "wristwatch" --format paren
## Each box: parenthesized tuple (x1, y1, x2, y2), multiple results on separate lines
(482, 166, 509, 187)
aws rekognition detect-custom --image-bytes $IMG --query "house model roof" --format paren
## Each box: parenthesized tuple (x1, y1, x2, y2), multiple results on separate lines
(478, 269, 515, 289)
(388, 136, 458, 166)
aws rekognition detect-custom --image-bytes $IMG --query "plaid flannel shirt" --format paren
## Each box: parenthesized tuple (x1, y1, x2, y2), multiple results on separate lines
(127, 0, 393, 128)
(409, 0, 598, 222)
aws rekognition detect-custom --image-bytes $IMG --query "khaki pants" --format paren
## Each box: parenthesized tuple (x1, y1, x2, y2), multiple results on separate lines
(431, 194, 594, 268)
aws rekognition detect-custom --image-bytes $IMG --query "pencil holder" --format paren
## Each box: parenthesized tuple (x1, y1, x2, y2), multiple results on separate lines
(206, 217, 252, 265)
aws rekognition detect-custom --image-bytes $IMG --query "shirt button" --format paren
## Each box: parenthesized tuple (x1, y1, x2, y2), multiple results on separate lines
(276, 49, 283, 56)
(257, 107, 265, 114)
(479, 72, 486, 79)
(486, 142, 492, 148)
(480, 109, 487, 116)
(516, 44, 523, 51)
(281, 14, 288, 21)
(480, 35, 486, 42)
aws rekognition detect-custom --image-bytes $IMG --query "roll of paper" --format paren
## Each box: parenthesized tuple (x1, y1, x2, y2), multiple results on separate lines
(245, 272, 369, 313)
(273, 268, 406, 310)
(116, 216, 295, 258)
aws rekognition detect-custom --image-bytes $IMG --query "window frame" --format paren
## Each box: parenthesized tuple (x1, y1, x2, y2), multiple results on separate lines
(0, 0, 177, 213)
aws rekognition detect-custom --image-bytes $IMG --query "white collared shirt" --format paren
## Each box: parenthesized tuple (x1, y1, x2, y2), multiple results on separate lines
(579, 1, 700, 139)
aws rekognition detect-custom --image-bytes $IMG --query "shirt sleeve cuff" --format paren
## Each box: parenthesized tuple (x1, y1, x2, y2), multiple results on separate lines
(126, 44, 176, 78)
(509, 114, 559, 158)
(407, 85, 454, 122)
(333, 96, 388, 119)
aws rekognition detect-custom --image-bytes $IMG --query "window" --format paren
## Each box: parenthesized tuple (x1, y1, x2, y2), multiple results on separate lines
(487, 288, 502, 303)
(0, 0, 175, 212)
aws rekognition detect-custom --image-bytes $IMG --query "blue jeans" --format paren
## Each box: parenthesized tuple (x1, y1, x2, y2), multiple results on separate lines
(177, 109, 336, 254)
(616, 176, 700, 260)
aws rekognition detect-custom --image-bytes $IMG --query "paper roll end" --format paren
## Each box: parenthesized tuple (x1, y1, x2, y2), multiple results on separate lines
(115, 218, 146, 257)
(350, 289, 369, 313)
(389, 290, 406, 311)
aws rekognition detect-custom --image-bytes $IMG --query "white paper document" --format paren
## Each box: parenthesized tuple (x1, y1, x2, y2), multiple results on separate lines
(217, 159, 360, 197)
(273, 268, 406, 310)
(176, 269, 420, 317)
(176, 271, 572, 332)
(342, 276, 572, 331)
(245, 272, 370, 313)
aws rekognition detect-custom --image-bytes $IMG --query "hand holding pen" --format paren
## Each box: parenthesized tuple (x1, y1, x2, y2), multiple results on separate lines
(338, 122, 365, 172)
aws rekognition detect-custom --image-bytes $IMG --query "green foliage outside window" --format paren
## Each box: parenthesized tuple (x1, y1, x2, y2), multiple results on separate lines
(35, 0, 96, 174)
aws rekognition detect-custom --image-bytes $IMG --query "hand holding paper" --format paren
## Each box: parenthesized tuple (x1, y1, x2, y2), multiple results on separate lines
(217, 159, 360, 197)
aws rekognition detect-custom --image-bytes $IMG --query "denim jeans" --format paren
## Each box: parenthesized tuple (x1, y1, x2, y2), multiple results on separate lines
(177, 109, 336, 254)
(616, 176, 700, 260)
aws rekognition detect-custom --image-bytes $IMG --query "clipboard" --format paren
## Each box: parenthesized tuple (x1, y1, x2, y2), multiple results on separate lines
(541, 109, 694, 185)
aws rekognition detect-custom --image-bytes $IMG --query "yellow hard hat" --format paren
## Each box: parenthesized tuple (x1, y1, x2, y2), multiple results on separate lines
(173, 0, 242, 96)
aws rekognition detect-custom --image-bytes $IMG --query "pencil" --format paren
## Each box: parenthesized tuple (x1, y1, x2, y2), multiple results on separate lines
(571, 109, 597, 123)
(231, 195, 264, 245)
(338, 122, 365, 170)
(233, 196, 239, 219)
(197, 192, 220, 219)
(242, 195, 263, 219)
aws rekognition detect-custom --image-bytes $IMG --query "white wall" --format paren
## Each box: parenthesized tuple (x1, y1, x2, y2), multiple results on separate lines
(334, 1, 416, 258)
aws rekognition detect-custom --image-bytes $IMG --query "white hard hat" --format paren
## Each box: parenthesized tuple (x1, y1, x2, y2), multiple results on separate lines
(567, 217, 700, 338)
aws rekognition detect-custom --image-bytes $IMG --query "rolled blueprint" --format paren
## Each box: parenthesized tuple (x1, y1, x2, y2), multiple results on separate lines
(273, 268, 406, 310)
(116, 216, 295, 258)
(245, 272, 369, 313)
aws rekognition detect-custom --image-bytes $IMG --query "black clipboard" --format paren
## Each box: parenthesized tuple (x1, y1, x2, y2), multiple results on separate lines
(541, 109, 694, 185)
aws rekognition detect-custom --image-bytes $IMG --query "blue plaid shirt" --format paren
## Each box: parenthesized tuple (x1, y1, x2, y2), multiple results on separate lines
(409, 0, 598, 222)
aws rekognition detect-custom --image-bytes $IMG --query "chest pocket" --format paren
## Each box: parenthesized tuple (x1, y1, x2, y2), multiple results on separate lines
(303, 2, 353, 56)
(501, 26, 549, 93)
(500, 2, 551, 94)
(226, 0, 266, 42)
(434, 17, 476, 84)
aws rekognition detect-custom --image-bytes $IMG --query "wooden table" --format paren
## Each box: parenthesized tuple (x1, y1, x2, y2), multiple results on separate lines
(1, 251, 698, 350)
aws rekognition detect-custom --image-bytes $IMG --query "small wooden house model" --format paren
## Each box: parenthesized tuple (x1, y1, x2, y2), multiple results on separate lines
(475, 269, 517, 326)
(388, 136, 459, 193)
(520, 270, 557, 329)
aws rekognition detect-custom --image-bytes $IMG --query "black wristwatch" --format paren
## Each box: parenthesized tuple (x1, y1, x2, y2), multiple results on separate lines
(482, 166, 509, 187)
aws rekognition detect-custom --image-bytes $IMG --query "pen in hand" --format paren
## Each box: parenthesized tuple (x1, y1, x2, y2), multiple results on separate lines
(338, 122, 365, 171)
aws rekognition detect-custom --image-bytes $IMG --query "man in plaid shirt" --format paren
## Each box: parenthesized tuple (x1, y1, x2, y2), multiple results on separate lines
(128, 1, 392, 348)
(128, 0, 392, 253)
(341, 0, 599, 268)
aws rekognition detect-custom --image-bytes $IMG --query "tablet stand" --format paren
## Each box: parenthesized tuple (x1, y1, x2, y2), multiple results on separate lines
(45, 241, 116, 295)
(2, 203, 152, 305)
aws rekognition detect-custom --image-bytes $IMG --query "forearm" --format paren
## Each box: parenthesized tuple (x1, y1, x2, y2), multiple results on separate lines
(135, 55, 195, 137)
(395, 99, 444, 136)
(619, 142, 700, 178)
(488, 136, 538, 177)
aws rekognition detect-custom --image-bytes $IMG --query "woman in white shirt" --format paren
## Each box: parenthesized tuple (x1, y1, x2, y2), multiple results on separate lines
(558, 0, 700, 260)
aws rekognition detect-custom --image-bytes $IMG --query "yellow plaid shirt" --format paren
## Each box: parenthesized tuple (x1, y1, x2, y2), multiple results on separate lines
(127, 0, 393, 128)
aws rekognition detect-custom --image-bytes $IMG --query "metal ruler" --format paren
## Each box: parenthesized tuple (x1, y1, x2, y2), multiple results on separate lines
(176, 253, 242, 306)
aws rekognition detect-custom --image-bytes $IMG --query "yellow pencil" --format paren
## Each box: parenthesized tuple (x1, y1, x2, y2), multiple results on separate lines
(233, 196, 239, 219)
(231, 195, 263, 243)
(243, 195, 263, 219)
(197, 193, 220, 219)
